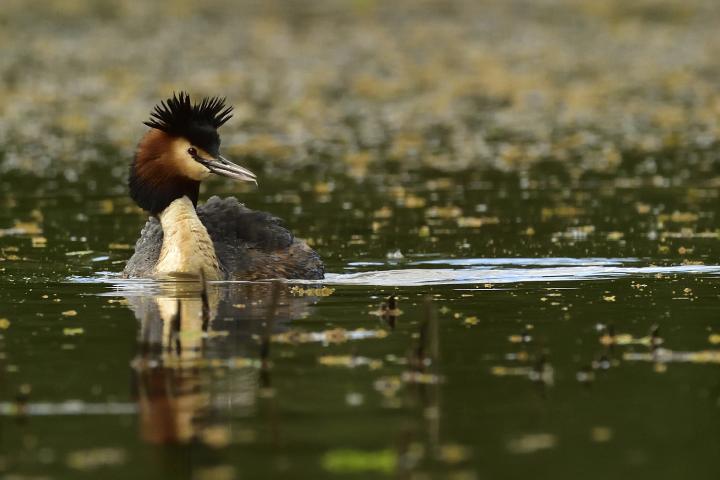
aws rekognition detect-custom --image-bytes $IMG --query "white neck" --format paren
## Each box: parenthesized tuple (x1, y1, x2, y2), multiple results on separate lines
(154, 196, 222, 280)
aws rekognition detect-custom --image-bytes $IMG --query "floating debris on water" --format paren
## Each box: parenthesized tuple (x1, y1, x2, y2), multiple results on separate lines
(290, 286, 335, 297)
(506, 433, 557, 454)
(386, 249, 404, 260)
(508, 332, 532, 344)
(590, 427, 613, 443)
(369, 295, 403, 319)
(374, 376, 403, 397)
(31, 236, 47, 248)
(131, 357, 260, 371)
(576, 368, 596, 384)
(623, 348, 720, 365)
(200, 426, 232, 449)
(401, 371, 443, 385)
(457, 216, 499, 228)
(318, 355, 383, 370)
(599, 325, 662, 347)
(66, 448, 127, 471)
(0, 401, 137, 416)
(436, 444, 472, 464)
(345, 392, 364, 407)
(491, 358, 554, 386)
(0, 221, 42, 237)
(270, 328, 388, 345)
(65, 251, 94, 257)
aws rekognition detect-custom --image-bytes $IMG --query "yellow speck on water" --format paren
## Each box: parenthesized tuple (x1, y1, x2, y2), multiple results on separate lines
(654, 363, 667, 373)
(290, 286, 335, 297)
(0, 221, 42, 237)
(97, 199, 114, 214)
(658, 211, 698, 223)
(313, 181, 334, 195)
(63, 328, 84, 336)
(635, 203, 651, 214)
(0, 318, 10, 329)
(437, 444, 471, 464)
(106, 299, 129, 305)
(373, 206, 393, 219)
(233, 303, 246, 309)
(709, 334, 720, 344)
(201, 426, 231, 449)
(61, 310, 78, 317)
(464, 316, 479, 326)
(30, 209, 43, 222)
(457, 216, 499, 228)
(603, 295, 616, 302)
(507, 433, 557, 454)
(318, 355, 383, 370)
(590, 427, 613, 443)
(402, 194, 426, 208)
(541, 206, 583, 220)
(272, 328, 387, 345)
(65, 250, 94, 257)
(66, 448, 126, 471)
(425, 206, 462, 219)
(418, 225, 431, 237)
(108, 243, 131, 250)
(31, 236, 47, 247)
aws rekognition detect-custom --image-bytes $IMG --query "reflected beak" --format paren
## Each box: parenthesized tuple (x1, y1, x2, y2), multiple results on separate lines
(202, 155, 257, 184)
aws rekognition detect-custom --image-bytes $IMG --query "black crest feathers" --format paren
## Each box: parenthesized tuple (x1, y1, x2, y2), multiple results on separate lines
(143, 92, 233, 156)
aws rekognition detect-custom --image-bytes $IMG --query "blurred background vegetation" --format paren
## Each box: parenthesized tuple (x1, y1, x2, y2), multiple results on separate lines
(1, 0, 720, 184)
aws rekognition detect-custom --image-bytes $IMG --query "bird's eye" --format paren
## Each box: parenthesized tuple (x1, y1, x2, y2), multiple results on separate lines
(187, 147, 197, 156)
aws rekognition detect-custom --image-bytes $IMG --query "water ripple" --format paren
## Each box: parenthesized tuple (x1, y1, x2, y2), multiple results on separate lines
(325, 259, 720, 286)
(75, 259, 720, 288)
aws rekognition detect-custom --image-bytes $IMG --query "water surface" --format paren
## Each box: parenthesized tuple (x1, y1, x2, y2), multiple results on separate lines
(2, 170, 720, 480)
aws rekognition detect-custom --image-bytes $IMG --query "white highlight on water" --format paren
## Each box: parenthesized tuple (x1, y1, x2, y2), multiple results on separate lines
(78, 258, 720, 288)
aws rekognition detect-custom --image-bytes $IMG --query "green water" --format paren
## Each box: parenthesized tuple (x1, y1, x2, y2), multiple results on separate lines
(1, 168, 720, 480)
(3, 0, 720, 477)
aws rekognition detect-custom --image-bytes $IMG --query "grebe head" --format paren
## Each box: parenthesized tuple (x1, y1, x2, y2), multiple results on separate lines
(129, 92, 256, 215)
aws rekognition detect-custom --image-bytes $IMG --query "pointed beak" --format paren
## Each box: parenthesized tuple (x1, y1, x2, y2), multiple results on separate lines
(204, 155, 257, 184)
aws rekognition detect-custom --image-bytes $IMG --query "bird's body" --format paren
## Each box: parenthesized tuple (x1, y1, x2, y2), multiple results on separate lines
(122, 92, 323, 281)
(123, 195, 323, 280)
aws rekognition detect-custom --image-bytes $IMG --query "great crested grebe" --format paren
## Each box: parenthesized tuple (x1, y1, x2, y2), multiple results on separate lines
(123, 92, 324, 280)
